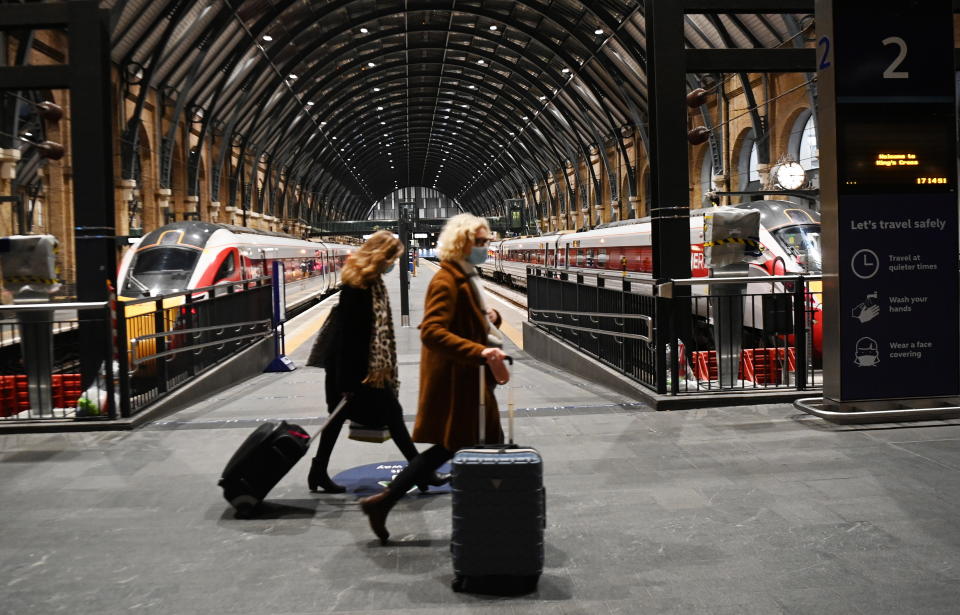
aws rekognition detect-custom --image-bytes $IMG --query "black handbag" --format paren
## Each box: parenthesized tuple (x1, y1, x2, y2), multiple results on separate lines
(306, 304, 341, 368)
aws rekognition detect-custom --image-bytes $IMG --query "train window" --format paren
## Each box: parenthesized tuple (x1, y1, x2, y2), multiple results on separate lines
(576, 249, 584, 266)
(124, 247, 199, 296)
(773, 225, 822, 273)
(213, 251, 236, 283)
(586, 249, 595, 268)
(597, 249, 609, 267)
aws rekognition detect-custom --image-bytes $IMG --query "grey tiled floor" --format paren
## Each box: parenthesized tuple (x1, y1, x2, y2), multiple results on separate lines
(2, 268, 960, 613)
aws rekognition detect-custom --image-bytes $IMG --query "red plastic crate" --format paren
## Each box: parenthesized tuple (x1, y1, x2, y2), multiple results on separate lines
(0, 375, 29, 417)
(52, 374, 82, 409)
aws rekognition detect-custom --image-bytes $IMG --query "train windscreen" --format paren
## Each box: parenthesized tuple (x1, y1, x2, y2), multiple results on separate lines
(123, 247, 199, 296)
(772, 225, 822, 273)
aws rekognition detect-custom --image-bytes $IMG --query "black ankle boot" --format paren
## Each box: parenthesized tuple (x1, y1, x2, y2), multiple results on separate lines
(308, 458, 346, 493)
(360, 489, 395, 544)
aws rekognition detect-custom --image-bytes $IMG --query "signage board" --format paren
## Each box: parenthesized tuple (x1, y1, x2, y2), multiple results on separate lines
(817, 0, 958, 403)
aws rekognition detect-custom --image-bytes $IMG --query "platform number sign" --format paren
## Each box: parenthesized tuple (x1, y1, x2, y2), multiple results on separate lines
(817, 0, 959, 403)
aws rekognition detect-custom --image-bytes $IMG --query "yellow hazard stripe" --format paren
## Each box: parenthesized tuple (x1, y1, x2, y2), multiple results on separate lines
(703, 238, 764, 250)
(3, 276, 61, 284)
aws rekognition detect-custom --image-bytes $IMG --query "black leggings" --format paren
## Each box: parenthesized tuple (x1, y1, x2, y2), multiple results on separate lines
(386, 445, 453, 498)
(316, 387, 420, 463)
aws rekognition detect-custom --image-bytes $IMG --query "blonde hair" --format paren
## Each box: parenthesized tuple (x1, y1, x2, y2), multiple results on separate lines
(341, 230, 403, 288)
(437, 213, 490, 262)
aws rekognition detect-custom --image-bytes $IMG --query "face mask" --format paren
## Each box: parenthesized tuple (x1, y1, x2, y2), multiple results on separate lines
(468, 245, 488, 265)
(383, 263, 395, 274)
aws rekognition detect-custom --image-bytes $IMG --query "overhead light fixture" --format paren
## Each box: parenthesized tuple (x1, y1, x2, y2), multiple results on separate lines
(320, 121, 327, 125)
(595, 29, 604, 35)
(522, 116, 528, 120)
(289, 74, 298, 80)
(561, 67, 570, 74)
(262, 35, 273, 42)
(468, 85, 476, 89)
(477, 59, 486, 65)
(373, 87, 381, 92)
(381, 121, 386, 125)
(367, 62, 376, 67)
(306, 101, 315, 106)
(377, 106, 383, 110)
(332, 136, 338, 140)
(539, 96, 546, 100)
(383, 133, 388, 137)
(360, 28, 369, 33)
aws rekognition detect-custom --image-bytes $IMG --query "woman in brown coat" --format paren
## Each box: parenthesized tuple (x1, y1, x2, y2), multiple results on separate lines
(360, 214, 508, 544)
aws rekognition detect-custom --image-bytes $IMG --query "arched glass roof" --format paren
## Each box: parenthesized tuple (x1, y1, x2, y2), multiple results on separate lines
(103, 0, 810, 219)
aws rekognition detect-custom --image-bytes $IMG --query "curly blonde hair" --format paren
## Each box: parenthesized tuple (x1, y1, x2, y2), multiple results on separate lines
(436, 213, 490, 262)
(341, 230, 403, 288)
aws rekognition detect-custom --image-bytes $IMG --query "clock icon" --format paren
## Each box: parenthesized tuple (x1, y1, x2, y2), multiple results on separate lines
(851, 248, 879, 279)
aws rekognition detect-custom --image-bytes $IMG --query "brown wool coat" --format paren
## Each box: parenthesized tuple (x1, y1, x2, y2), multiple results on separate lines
(412, 261, 503, 451)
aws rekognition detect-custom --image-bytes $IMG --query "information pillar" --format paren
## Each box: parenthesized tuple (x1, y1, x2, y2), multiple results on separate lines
(817, 0, 958, 403)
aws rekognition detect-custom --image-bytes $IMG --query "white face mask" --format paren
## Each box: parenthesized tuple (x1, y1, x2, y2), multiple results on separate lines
(383, 262, 395, 274)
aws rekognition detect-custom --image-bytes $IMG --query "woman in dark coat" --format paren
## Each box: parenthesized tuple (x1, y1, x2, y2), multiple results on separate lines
(360, 214, 508, 544)
(308, 230, 447, 493)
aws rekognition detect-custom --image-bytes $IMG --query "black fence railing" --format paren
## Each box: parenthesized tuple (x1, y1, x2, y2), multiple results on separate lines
(0, 301, 115, 420)
(121, 278, 274, 416)
(527, 267, 821, 396)
(0, 278, 274, 422)
(527, 268, 658, 389)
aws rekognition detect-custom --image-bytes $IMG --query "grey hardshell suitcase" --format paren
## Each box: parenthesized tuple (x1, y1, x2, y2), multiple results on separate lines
(450, 359, 545, 595)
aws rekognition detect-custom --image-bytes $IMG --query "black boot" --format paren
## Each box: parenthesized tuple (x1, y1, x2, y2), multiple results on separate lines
(416, 471, 451, 493)
(308, 458, 346, 493)
(308, 411, 347, 493)
(360, 489, 396, 545)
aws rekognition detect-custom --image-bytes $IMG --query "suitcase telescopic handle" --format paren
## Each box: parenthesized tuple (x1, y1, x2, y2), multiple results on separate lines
(479, 356, 513, 445)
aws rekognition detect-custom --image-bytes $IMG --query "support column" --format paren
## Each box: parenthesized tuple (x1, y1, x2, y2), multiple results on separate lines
(646, 0, 692, 394)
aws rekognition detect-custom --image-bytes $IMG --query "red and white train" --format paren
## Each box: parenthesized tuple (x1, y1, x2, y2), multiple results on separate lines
(480, 200, 823, 356)
(117, 221, 355, 305)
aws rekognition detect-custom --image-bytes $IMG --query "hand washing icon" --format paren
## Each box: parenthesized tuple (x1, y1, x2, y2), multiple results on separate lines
(851, 292, 879, 324)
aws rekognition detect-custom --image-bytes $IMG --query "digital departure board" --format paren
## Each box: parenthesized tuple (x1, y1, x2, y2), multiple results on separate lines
(837, 104, 956, 194)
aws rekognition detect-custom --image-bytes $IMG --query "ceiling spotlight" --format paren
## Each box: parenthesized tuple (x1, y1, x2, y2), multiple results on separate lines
(468, 85, 476, 89)
(594, 29, 604, 35)
(562, 67, 570, 74)
(360, 27, 369, 33)
(320, 121, 327, 125)
(490, 25, 498, 31)
(522, 116, 528, 120)
(289, 74, 298, 80)
(262, 35, 273, 42)
(373, 87, 381, 92)
(306, 101, 315, 107)
(377, 106, 383, 111)
(538, 96, 546, 100)
(332, 136, 338, 140)
(381, 121, 386, 125)
(383, 133, 388, 137)
(477, 59, 486, 65)
(367, 62, 376, 67)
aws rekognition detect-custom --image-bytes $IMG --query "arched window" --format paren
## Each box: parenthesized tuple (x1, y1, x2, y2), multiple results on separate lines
(737, 130, 761, 198)
(700, 150, 714, 207)
(798, 114, 818, 170)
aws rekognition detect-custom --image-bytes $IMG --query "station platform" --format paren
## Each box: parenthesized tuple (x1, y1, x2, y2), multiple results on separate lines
(3, 264, 960, 614)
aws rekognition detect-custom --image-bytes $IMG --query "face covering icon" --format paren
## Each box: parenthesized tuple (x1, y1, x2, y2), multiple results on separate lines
(854, 337, 879, 367)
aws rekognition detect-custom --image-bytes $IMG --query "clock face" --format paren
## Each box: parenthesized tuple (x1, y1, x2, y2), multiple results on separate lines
(776, 163, 806, 190)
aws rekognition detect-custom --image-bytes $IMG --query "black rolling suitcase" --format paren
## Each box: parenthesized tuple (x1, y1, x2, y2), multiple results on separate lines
(451, 358, 545, 595)
(218, 399, 347, 516)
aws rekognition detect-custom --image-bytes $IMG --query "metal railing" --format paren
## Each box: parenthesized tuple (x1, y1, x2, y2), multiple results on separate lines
(527, 267, 659, 389)
(120, 278, 274, 415)
(0, 277, 275, 422)
(1, 301, 114, 420)
(527, 266, 822, 396)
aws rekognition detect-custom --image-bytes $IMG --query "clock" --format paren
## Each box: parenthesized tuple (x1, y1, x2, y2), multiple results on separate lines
(773, 162, 806, 190)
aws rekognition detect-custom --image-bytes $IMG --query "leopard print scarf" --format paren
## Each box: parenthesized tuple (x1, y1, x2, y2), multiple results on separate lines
(361, 276, 399, 396)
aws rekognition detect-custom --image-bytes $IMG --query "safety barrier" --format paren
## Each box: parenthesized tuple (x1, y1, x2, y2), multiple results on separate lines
(526, 267, 821, 396)
(0, 301, 115, 419)
(0, 278, 274, 421)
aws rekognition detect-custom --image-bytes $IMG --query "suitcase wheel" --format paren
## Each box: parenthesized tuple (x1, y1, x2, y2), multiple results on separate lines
(230, 494, 259, 518)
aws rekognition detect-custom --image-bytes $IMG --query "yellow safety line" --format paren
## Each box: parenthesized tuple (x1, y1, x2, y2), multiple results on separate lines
(286, 307, 332, 353)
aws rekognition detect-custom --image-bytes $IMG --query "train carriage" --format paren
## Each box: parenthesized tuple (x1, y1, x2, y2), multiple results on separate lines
(490, 201, 823, 357)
